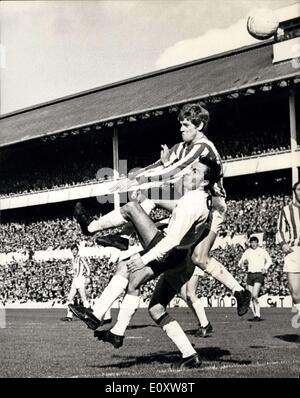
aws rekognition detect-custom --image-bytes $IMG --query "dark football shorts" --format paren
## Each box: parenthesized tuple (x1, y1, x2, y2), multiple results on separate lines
(139, 231, 188, 277)
(142, 226, 210, 278)
(246, 272, 265, 286)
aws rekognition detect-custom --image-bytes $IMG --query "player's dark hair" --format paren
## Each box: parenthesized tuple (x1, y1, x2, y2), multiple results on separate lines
(292, 180, 300, 192)
(70, 243, 79, 251)
(178, 103, 210, 131)
(249, 236, 259, 243)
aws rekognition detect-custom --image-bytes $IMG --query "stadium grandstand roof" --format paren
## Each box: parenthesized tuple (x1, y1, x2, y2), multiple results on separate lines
(0, 40, 300, 148)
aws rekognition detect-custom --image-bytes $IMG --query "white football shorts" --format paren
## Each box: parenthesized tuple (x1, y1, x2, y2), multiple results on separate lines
(72, 276, 87, 289)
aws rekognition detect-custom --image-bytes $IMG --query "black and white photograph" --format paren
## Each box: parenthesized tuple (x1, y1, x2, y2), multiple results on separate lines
(0, 0, 300, 380)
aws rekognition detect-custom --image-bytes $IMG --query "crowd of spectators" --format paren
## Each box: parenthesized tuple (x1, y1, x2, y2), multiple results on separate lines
(0, 193, 292, 304)
(0, 256, 157, 306)
(221, 194, 291, 239)
(213, 129, 290, 160)
(0, 127, 293, 198)
(0, 194, 291, 252)
(0, 158, 112, 198)
(0, 242, 289, 306)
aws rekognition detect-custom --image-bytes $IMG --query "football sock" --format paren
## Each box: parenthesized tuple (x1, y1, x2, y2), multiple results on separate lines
(253, 300, 261, 318)
(66, 306, 73, 319)
(162, 320, 196, 358)
(103, 308, 112, 320)
(192, 299, 209, 328)
(93, 275, 128, 320)
(83, 300, 90, 308)
(88, 210, 127, 233)
(206, 258, 243, 293)
(250, 300, 256, 317)
(110, 294, 140, 336)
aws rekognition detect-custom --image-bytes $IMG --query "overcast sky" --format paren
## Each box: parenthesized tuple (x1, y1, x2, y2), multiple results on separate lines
(0, 0, 295, 114)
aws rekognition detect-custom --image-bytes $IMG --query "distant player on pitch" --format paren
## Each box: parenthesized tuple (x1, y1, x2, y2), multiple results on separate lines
(61, 244, 91, 322)
(238, 236, 272, 322)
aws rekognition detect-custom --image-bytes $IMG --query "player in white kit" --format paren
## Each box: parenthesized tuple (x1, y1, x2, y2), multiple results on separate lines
(238, 236, 272, 321)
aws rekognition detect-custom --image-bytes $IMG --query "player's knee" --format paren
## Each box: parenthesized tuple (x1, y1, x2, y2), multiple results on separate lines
(148, 304, 166, 322)
(122, 201, 139, 217)
(252, 296, 259, 302)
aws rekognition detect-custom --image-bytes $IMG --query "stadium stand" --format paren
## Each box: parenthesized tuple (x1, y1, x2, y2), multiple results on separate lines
(0, 37, 299, 305)
(0, 125, 293, 198)
(0, 193, 292, 304)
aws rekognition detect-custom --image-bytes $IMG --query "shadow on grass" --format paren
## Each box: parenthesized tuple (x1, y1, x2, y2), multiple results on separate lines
(274, 334, 300, 343)
(88, 346, 251, 369)
(186, 329, 199, 335)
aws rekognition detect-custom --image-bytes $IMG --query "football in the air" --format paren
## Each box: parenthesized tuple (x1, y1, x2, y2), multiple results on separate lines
(247, 8, 279, 40)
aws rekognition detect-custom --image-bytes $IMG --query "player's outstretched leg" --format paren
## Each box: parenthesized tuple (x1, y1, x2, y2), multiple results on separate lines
(149, 276, 201, 369)
(94, 265, 155, 348)
(192, 230, 251, 316)
(94, 293, 140, 349)
(180, 273, 213, 338)
(74, 202, 96, 236)
(69, 265, 129, 330)
(61, 282, 77, 321)
(74, 201, 159, 333)
(74, 199, 156, 237)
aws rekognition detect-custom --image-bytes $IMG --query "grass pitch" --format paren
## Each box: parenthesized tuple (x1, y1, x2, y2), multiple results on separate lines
(0, 308, 299, 378)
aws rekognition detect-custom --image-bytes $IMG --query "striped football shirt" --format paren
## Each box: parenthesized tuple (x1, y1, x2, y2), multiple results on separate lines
(72, 256, 91, 278)
(277, 203, 300, 247)
(135, 135, 226, 198)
